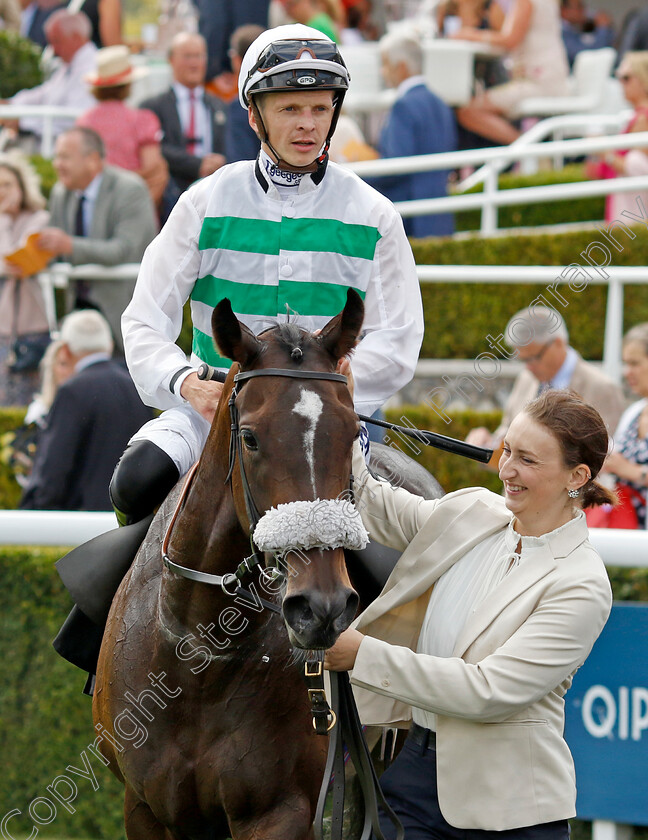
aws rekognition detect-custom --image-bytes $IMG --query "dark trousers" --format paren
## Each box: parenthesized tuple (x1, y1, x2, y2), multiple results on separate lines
(374, 732, 570, 840)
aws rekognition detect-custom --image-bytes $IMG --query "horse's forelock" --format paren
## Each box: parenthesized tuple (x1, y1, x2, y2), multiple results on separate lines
(258, 322, 328, 366)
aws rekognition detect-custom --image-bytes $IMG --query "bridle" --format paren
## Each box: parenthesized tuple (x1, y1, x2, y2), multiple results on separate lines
(226, 367, 348, 531)
(161, 365, 350, 610)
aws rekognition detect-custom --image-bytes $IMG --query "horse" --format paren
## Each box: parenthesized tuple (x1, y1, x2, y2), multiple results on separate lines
(93, 290, 369, 840)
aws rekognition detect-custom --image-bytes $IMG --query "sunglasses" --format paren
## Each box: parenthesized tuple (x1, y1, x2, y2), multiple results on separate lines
(251, 40, 345, 75)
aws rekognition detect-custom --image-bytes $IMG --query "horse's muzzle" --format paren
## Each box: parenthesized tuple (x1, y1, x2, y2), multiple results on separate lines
(282, 584, 359, 650)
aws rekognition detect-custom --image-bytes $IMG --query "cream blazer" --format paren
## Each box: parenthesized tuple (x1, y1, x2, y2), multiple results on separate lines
(349, 445, 612, 831)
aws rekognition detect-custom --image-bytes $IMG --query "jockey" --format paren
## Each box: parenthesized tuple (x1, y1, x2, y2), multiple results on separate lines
(110, 23, 424, 526)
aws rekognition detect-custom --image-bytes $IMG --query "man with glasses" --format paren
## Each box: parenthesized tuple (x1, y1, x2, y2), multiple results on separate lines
(467, 306, 625, 451)
(110, 23, 424, 526)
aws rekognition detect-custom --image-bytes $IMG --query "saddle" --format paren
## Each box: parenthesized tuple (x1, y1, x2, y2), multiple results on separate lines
(52, 443, 443, 676)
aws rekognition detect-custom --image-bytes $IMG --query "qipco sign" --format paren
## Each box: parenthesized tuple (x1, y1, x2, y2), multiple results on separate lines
(565, 603, 648, 825)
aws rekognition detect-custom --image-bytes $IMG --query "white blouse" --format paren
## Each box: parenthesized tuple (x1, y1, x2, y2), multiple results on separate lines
(412, 512, 584, 730)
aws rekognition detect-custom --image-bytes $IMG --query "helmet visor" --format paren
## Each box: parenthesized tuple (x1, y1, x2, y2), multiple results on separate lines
(251, 39, 346, 75)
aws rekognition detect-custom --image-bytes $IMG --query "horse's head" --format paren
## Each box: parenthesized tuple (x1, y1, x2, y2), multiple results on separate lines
(212, 290, 365, 649)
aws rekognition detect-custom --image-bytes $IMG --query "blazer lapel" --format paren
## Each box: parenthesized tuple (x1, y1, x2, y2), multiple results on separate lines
(167, 89, 184, 145)
(88, 170, 112, 238)
(357, 497, 511, 630)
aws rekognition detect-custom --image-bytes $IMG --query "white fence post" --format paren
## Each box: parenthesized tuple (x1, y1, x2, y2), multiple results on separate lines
(481, 164, 498, 236)
(592, 821, 633, 840)
(603, 276, 624, 384)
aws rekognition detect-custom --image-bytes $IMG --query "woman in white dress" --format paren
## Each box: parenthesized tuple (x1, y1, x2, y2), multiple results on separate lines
(453, 0, 570, 144)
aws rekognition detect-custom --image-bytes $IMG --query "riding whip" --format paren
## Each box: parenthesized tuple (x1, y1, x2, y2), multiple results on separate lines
(197, 363, 494, 464)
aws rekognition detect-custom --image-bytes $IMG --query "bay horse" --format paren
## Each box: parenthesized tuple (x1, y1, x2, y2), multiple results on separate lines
(93, 290, 367, 840)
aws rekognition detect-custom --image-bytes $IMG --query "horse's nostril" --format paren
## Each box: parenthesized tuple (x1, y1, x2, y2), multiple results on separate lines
(282, 594, 313, 633)
(283, 587, 359, 640)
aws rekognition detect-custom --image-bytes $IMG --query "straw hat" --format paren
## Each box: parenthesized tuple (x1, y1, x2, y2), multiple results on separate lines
(84, 45, 147, 87)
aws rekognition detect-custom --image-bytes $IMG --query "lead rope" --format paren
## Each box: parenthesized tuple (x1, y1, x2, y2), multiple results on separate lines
(313, 670, 404, 840)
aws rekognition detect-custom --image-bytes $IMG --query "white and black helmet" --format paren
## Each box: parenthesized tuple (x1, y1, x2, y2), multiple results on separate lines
(239, 25, 350, 171)
(239, 24, 350, 108)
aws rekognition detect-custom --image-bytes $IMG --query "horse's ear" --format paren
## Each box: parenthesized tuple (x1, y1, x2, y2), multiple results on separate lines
(212, 298, 263, 366)
(317, 288, 365, 361)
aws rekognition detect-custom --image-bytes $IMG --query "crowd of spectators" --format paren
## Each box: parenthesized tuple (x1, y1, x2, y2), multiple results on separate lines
(0, 0, 645, 515)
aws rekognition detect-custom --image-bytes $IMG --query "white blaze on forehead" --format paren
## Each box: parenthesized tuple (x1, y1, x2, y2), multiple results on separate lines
(293, 387, 323, 496)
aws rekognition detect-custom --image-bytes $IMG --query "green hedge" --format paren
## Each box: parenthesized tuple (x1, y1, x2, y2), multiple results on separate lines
(0, 548, 124, 839)
(411, 226, 648, 360)
(0, 31, 43, 98)
(0, 408, 30, 510)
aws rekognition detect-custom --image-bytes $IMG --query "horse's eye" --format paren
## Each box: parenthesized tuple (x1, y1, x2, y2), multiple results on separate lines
(240, 430, 258, 450)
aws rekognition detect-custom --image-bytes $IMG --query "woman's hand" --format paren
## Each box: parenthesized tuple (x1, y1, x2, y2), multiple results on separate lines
(603, 152, 626, 174)
(324, 628, 364, 671)
(4, 260, 25, 278)
(449, 25, 482, 41)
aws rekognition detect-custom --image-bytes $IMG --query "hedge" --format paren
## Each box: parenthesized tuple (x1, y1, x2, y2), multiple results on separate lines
(0, 548, 125, 839)
(411, 225, 648, 360)
(0, 407, 31, 510)
(0, 31, 43, 98)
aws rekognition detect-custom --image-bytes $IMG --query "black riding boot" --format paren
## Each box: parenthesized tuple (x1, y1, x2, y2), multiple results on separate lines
(110, 439, 180, 526)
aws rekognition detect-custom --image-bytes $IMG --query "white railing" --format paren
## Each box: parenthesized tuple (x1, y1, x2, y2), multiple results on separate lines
(0, 104, 83, 157)
(346, 129, 648, 236)
(37, 263, 646, 386)
(38, 262, 140, 331)
(0, 509, 645, 567)
(459, 110, 633, 190)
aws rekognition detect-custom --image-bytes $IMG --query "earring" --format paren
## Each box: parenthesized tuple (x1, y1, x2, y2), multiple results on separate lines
(567, 488, 580, 499)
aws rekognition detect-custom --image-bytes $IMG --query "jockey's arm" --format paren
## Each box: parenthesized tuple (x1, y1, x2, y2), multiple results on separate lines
(122, 187, 208, 411)
(347, 209, 423, 418)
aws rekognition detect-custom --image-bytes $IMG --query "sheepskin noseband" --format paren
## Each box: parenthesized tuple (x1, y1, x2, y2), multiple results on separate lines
(253, 498, 369, 555)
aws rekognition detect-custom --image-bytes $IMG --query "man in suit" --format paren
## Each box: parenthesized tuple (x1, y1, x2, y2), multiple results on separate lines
(36, 126, 158, 348)
(368, 30, 457, 239)
(224, 23, 265, 164)
(467, 305, 625, 449)
(139, 32, 227, 199)
(20, 310, 152, 511)
(194, 0, 269, 81)
(20, 0, 65, 47)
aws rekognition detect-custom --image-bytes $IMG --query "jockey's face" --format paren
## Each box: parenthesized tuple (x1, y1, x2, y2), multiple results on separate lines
(249, 90, 335, 168)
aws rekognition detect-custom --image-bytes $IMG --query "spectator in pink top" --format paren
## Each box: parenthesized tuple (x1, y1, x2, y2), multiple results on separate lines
(77, 45, 168, 211)
(586, 51, 648, 223)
